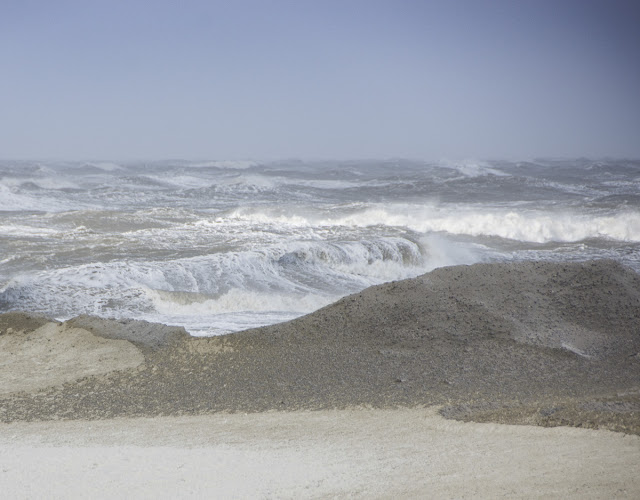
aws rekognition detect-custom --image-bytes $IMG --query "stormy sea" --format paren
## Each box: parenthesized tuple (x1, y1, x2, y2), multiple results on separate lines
(1, 158, 638, 336)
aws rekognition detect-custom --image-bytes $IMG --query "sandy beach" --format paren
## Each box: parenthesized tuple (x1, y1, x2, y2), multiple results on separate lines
(2, 408, 639, 499)
(1, 260, 639, 497)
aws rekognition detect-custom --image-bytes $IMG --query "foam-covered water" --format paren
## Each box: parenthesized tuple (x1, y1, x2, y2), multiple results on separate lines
(1, 158, 638, 335)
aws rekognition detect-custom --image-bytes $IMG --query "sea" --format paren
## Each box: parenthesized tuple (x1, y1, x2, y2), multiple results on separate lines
(1, 158, 638, 336)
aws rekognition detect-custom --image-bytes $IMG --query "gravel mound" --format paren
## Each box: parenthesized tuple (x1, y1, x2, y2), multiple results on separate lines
(1, 260, 638, 433)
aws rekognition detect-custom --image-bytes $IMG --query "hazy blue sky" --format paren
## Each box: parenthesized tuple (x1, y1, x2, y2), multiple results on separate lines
(1, 0, 639, 160)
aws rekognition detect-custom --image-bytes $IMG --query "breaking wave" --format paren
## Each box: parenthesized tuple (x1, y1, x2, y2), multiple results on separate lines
(229, 204, 640, 243)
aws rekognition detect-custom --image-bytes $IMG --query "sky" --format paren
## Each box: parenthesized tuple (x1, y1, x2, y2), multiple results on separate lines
(1, 0, 639, 161)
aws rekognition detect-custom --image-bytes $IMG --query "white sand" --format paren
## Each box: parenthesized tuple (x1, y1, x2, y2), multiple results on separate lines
(0, 322, 144, 395)
(1, 407, 638, 499)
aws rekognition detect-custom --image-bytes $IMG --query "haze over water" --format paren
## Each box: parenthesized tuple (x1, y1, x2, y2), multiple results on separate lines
(1, 158, 638, 335)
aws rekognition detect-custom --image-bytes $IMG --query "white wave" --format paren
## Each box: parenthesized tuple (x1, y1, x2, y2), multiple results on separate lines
(423, 210, 640, 243)
(188, 160, 258, 169)
(128, 171, 279, 194)
(147, 288, 334, 315)
(0, 185, 37, 211)
(278, 178, 364, 190)
(0, 184, 78, 212)
(312, 205, 640, 244)
(220, 206, 340, 229)
(142, 289, 338, 336)
(140, 310, 306, 336)
(0, 178, 25, 189)
(228, 203, 640, 243)
(419, 234, 480, 269)
(86, 162, 124, 171)
(0, 234, 475, 335)
(316, 239, 424, 279)
(601, 179, 640, 188)
(331, 206, 640, 243)
(218, 174, 277, 190)
(0, 235, 456, 323)
(0, 176, 81, 191)
(0, 254, 19, 266)
(439, 160, 510, 178)
(0, 224, 64, 237)
(143, 174, 209, 189)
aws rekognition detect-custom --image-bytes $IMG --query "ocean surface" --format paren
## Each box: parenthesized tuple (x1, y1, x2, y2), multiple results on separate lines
(1, 158, 639, 336)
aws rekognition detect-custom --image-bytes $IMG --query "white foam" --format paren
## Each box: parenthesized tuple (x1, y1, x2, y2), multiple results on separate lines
(220, 174, 277, 191)
(0, 224, 63, 237)
(298, 204, 640, 244)
(188, 160, 258, 169)
(413, 209, 640, 243)
(0, 255, 18, 265)
(439, 160, 510, 178)
(86, 162, 124, 171)
(2, 177, 81, 190)
(143, 174, 209, 189)
(147, 288, 334, 316)
(0, 235, 455, 333)
(419, 234, 479, 269)
(279, 178, 363, 189)
(226, 207, 312, 227)
(0, 183, 76, 212)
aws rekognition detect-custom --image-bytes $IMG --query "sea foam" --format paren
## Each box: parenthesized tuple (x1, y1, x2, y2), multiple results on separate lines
(1, 158, 638, 335)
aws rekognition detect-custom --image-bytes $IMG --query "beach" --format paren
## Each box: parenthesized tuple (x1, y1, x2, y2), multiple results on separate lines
(1, 260, 639, 497)
(2, 409, 639, 499)
(3, 0, 640, 494)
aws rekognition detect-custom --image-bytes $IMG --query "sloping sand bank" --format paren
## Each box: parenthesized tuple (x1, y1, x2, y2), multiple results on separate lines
(0, 319, 144, 395)
(1, 408, 639, 499)
(0, 260, 639, 433)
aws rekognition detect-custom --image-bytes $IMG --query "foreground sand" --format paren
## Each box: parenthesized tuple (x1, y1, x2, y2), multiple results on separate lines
(1, 260, 639, 497)
(2, 407, 639, 499)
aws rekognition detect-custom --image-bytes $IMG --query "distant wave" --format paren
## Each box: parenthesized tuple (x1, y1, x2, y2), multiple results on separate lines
(230, 204, 640, 243)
